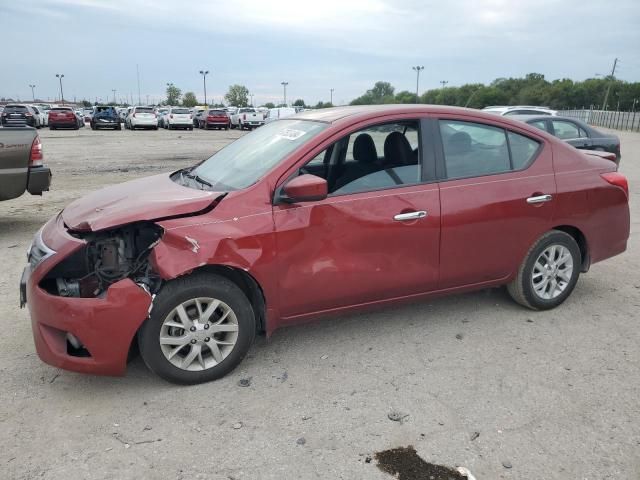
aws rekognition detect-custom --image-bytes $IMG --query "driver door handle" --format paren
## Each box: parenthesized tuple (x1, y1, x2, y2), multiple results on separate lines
(526, 194, 553, 204)
(394, 211, 427, 221)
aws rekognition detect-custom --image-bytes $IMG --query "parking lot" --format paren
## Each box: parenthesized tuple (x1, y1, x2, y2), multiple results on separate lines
(1, 126, 638, 479)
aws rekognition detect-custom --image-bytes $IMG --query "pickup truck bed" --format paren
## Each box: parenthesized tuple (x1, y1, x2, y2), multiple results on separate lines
(0, 127, 51, 201)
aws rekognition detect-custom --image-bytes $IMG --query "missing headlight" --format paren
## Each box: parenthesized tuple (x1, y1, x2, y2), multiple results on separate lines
(40, 222, 163, 298)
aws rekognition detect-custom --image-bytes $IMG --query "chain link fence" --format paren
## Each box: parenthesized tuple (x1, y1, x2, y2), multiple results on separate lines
(560, 109, 640, 132)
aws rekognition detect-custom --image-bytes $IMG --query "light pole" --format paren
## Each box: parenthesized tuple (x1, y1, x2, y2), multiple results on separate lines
(249, 93, 254, 106)
(330, 88, 334, 105)
(440, 80, 448, 89)
(112, 89, 116, 104)
(412, 66, 424, 103)
(199, 70, 209, 105)
(55, 74, 65, 105)
(29, 84, 36, 102)
(281, 81, 288, 106)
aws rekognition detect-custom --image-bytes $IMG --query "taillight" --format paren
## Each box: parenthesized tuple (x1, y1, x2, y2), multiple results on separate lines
(25, 113, 33, 117)
(170, 114, 174, 119)
(29, 136, 43, 167)
(207, 115, 214, 120)
(601, 172, 628, 198)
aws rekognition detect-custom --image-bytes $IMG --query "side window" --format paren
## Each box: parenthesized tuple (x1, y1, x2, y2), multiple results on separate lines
(298, 121, 422, 196)
(552, 120, 581, 140)
(439, 120, 510, 179)
(529, 120, 549, 133)
(508, 132, 540, 169)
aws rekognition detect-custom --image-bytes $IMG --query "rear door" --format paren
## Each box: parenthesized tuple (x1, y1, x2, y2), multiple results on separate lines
(273, 116, 441, 320)
(550, 119, 592, 150)
(435, 116, 555, 288)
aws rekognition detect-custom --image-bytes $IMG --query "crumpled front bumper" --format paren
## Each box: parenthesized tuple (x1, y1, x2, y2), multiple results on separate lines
(22, 216, 152, 376)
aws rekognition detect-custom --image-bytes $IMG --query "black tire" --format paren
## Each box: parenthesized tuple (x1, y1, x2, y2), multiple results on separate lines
(189, 127, 193, 131)
(138, 273, 256, 384)
(50, 126, 55, 130)
(507, 230, 581, 311)
(116, 124, 121, 130)
(167, 124, 172, 130)
(205, 123, 210, 130)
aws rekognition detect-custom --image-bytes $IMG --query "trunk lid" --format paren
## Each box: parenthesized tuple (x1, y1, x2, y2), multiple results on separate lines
(62, 172, 223, 232)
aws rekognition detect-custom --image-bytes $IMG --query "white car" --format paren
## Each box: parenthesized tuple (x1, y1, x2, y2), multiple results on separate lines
(34, 104, 52, 126)
(229, 107, 265, 130)
(126, 106, 158, 130)
(482, 106, 557, 116)
(264, 107, 297, 124)
(165, 107, 193, 130)
(31, 106, 47, 128)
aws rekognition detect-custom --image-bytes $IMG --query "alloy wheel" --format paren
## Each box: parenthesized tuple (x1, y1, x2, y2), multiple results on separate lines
(531, 245, 574, 300)
(159, 297, 239, 371)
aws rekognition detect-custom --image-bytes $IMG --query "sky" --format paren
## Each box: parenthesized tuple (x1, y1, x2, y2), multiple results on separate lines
(1, 0, 639, 106)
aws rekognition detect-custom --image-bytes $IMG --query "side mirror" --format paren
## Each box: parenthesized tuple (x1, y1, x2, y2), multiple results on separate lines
(282, 174, 328, 203)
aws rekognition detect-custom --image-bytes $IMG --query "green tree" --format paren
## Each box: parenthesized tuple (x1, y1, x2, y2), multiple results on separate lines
(351, 81, 395, 105)
(314, 101, 334, 109)
(263, 102, 275, 109)
(395, 90, 417, 104)
(293, 99, 305, 107)
(166, 84, 182, 105)
(182, 91, 198, 108)
(224, 85, 249, 107)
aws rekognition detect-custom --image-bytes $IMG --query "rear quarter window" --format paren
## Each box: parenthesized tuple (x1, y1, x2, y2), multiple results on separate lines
(507, 132, 541, 169)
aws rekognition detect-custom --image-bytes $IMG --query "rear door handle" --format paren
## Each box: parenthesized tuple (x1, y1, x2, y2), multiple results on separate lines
(394, 211, 427, 221)
(526, 194, 553, 204)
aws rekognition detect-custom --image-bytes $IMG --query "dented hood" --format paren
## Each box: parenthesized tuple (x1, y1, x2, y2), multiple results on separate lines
(63, 173, 223, 231)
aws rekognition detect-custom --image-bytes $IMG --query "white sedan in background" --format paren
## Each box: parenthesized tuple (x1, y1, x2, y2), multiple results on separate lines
(125, 106, 158, 130)
(164, 107, 193, 130)
(264, 107, 297, 124)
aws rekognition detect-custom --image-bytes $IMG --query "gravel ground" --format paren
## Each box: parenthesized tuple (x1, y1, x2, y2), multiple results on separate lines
(0, 126, 638, 480)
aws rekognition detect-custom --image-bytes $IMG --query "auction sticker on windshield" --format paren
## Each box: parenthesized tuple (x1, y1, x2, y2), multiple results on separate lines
(276, 129, 306, 141)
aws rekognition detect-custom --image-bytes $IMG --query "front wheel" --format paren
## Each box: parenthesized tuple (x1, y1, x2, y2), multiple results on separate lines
(507, 230, 581, 310)
(138, 273, 256, 384)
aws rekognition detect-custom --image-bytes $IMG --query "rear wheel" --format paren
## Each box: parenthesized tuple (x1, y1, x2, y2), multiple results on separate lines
(507, 230, 581, 310)
(138, 273, 256, 384)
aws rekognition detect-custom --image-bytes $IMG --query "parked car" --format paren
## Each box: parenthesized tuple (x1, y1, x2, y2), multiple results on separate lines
(191, 108, 206, 127)
(90, 106, 121, 130)
(117, 108, 128, 123)
(230, 107, 264, 130)
(264, 107, 296, 124)
(34, 104, 51, 126)
(48, 107, 80, 130)
(482, 105, 557, 116)
(156, 108, 169, 128)
(1, 128, 51, 201)
(512, 115, 621, 164)
(82, 108, 94, 123)
(21, 105, 630, 384)
(1, 104, 38, 127)
(164, 107, 193, 130)
(125, 106, 158, 130)
(31, 106, 46, 128)
(198, 109, 230, 130)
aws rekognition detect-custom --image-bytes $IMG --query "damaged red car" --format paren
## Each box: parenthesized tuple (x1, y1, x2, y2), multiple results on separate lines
(21, 105, 630, 384)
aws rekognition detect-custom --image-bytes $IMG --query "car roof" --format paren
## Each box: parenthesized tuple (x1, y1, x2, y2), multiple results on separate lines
(294, 104, 514, 123)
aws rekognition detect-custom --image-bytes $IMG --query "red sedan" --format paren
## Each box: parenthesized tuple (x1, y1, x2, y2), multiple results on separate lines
(21, 105, 629, 384)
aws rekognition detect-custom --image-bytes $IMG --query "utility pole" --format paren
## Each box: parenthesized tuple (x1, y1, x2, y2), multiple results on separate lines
(55, 74, 65, 105)
(281, 81, 288, 106)
(330, 88, 334, 105)
(29, 84, 36, 102)
(412, 66, 424, 103)
(601, 58, 618, 111)
(199, 70, 209, 105)
(112, 89, 116, 104)
(440, 80, 448, 89)
(136, 64, 141, 105)
(249, 93, 254, 106)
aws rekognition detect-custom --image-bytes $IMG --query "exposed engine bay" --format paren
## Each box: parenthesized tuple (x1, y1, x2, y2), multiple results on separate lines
(40, 222, 163, 298)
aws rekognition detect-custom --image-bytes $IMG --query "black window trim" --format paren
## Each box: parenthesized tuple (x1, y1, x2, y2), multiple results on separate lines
(434, 118, 543, 182)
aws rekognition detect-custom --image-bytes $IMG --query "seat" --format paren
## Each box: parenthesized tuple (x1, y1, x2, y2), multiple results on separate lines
(383, 131, 415, 167)
(333, 134, 379, 190)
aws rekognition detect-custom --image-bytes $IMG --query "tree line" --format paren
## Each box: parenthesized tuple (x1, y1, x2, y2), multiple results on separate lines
(350, 73, 640, 111)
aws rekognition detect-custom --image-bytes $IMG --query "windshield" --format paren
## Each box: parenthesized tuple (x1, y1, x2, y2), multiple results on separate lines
(190, 120, 327, 190)
(136, 107, 153, 113)
(172, 108, 189, 114)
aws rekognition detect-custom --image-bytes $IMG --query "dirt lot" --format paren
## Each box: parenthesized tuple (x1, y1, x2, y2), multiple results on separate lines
(1, 126, 638, 479)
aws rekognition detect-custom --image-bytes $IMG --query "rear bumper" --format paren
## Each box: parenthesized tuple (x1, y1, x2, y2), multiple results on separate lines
(206, 121, 229, 126)
(49, 121, 77, 128)
(27, 166, 51, 195)
(93, 120, 120, 127)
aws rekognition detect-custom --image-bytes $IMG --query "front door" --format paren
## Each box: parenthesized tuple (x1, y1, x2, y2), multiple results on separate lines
(273, 118, 441, 320)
